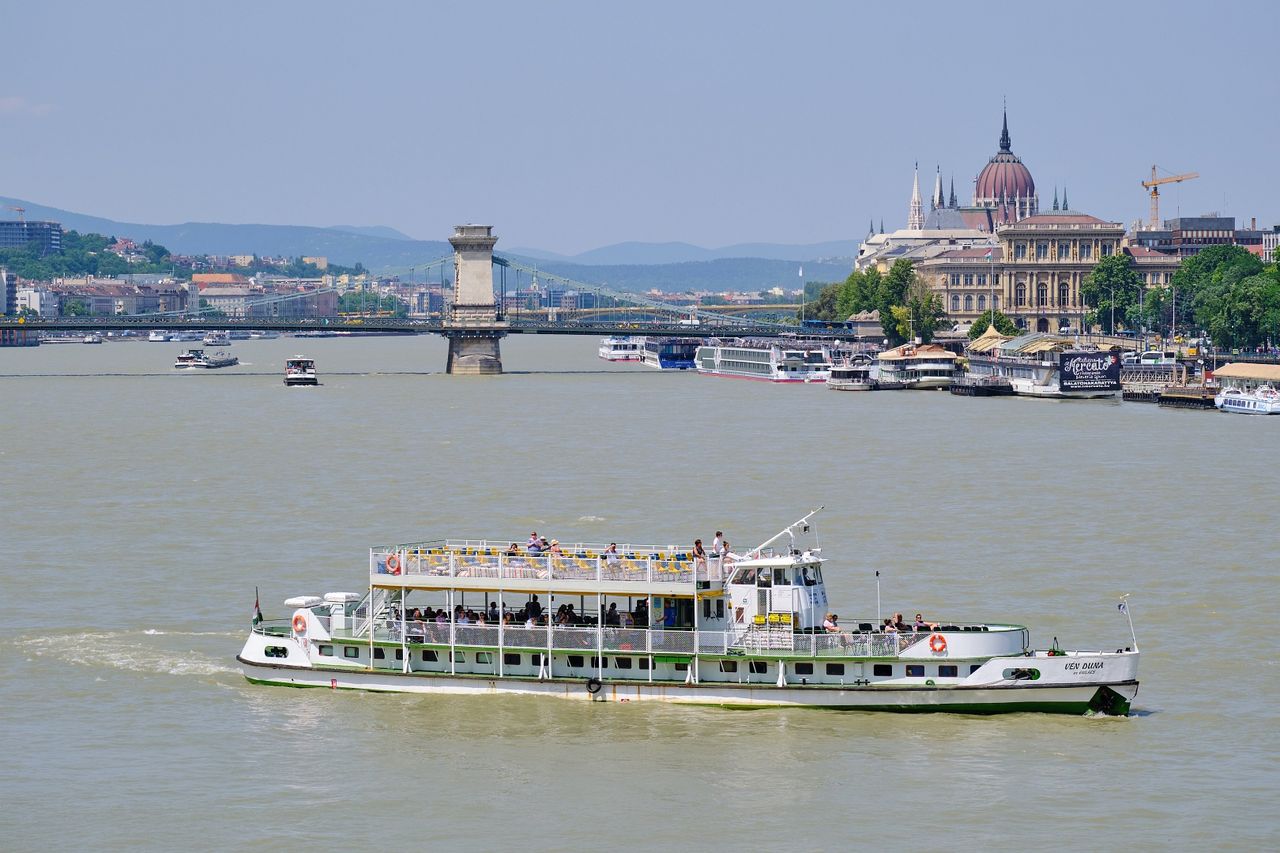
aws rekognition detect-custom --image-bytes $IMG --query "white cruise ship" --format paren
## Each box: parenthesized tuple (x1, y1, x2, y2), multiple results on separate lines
(874, 343, 960, 390)
(238, 511, 1141, 714)
(964, 330, 1121, 399)
(598, 337, 643, 361)
(695, 338, 842, 383)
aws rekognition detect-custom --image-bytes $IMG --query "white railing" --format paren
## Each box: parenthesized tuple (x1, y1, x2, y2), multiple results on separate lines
(375, 548, 729, 585)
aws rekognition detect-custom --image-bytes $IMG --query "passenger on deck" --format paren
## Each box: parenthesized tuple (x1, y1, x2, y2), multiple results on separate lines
(914, 613, 939, 631)
(634, 599, 649, 625)
(554, 604, 569, 625)
(525, 614, 537, 629)
(823, 613, 840, 633)
(506, 542, 520, 556)
(712, 531, 724, 555)
(882, 618, 898, 634)
(604, 543, 619, 564)
(458, 610, 472, 625)
(892, 612, 907, 631)
(527, 533, 542, 554)
(527, 596, 543, 621)
(548, 539, 563, 555)
(692, 539, 707, 569)
(722, 541, 738, 563)
(605, 603, 620, 626)
(435, 610, 448, 624)
(487, 602, 499, 623)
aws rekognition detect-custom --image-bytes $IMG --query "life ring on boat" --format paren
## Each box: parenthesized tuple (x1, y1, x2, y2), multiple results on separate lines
(929, 633, 947, 653)
(292, 614, 308, 634)
(386, 554, 401, 575)
(585, 677, 603, 695)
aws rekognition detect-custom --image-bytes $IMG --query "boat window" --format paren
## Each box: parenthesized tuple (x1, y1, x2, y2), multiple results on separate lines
(475, 653, 492, 664)
(422, 650, 438, 662)
(450, 652, 465, 663)
(749, 661, 768, 674)
(503, 653, 521, 666)
(638, 657, 651, 670)
(673, 662, 689, 672)
(905, 664, 924, 677)
(715, 600, 725, 619)
(757, 570, 771, 588)
(589, 657, 607, 668)
(773, 568, 790, 586)
(720, 660, 739, 673)
(1002, 668, 1040, 681)
(735, 568, 758, 585)
(318, 645, 333, 657)
(264, 646, 289, 658)
(872, 663, 892, 677)
(568, 655, 585, 668)
(825, 663, 845, 676)
(703, 600, 712, 619)
(615, 657, 633, 669)
(373, 648, 385, 660)
(970, 664, 982, 674)
(939, 665, 958, 677)
(343, 646, 359, 658)
(530, 654, 544, 666)
(795, 662, 813, 676)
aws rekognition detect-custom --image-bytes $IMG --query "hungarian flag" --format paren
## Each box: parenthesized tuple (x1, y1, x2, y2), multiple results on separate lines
(252, 587, 264, 626)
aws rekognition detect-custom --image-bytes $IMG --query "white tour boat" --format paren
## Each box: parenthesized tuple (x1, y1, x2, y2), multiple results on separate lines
(696, 338, 843, 383)
(827, 357, 877, 391)
(874, 343, 960, 390)
(641, 337, 700, 370)
(964, 331, 1121, 399)
(238, 511, 1140, 714)
(148, 330, 170, 342)
(203, 330, 231, 347)
(285, 356, 318, 386)
(598, 337, 643, 362)
(1211, 363, 1280, 415)
(174, 348, 238, 369)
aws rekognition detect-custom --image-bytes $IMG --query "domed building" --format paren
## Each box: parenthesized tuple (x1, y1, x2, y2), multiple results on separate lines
(973, 110, 1038, 224)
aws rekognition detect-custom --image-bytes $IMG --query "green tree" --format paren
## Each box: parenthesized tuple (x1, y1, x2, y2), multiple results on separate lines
(887, 275, 948, 343)
(1081, 254, 1143, 333)
(799, 283, 841, 321)
(873, 259, 920, 344)
(836, 267, 881, 318)
(968, 308, 1019, 339)
(63, 299, 89, 316)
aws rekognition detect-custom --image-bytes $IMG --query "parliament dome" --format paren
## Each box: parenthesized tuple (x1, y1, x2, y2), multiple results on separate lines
(975, 111, 1035, 202)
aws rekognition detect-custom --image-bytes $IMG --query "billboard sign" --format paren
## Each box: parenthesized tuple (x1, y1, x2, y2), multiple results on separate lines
(1059, 351, 1121, 391)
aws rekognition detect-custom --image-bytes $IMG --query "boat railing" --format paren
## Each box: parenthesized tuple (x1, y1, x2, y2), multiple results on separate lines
(375, 547, 728, 586)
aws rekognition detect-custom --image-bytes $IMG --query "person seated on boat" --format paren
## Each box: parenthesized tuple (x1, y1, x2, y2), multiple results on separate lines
(882, 618, 898, 634)
(458, 610, 472, 625)
(505, 542, 520, 556)
(721, 541, 740, 564)
(527, 533, 542, 554)
(634, 599, 649, 625)
(548, 539, 563, 555)
(475, 612, 486, 625)
(435, 610, 448, 624)
(487, 602, 500, 623)
(691, 539, 707, 569)
(502, 612, 514, 626)
(892, 612, 908, 631)
(554, 604, 569, 625)
(823, 613, 840, 633)
(525, 614, 537, 629)
(913, 613, 940, 631)
(564, 603, 578, 625)
(605, 603, 621, 626)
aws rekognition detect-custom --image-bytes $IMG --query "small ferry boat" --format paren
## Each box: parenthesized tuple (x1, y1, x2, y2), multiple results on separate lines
(642, 337, 700, 370)
(174, 348, 239, 369)
(148, 330, 170, 342)
(203, 331, 231, 347)
(827, 357, 876, 391)
(285, 356, 318, 386)
(874, 343, 960, 390)
(696, 338, 843, 383)
(250, 330, 281, 339)
(598, 337, 643, 362)
(40, 333, 89, 344)
(238, 511, 1140, 714)
(1215, 385, 1280, 415)
(82, 333, 104, 344)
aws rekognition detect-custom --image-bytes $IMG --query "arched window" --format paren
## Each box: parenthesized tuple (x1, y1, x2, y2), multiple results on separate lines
(963, 295, 973, 312)
(951, 294, 960, 312)
(978, 294, 987, 311)
(1015, 284, 1026, 307)
(1059, 283, 1070, 307)
(1037, 284, 1048, 307)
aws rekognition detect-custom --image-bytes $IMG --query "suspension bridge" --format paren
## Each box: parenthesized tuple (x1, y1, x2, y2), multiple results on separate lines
(1, 224, 847, 373)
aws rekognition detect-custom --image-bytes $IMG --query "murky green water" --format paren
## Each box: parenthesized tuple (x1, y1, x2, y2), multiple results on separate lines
(1, 334, 1275, 850)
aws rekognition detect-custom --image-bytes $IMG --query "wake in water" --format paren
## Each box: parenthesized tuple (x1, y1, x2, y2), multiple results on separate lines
(13, 629, 241, 678)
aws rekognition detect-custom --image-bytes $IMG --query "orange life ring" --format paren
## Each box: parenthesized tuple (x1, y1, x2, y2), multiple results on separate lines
(386, 554, 401, 575)
(929, 633, 947, 653)
(292, 614, 308, 634)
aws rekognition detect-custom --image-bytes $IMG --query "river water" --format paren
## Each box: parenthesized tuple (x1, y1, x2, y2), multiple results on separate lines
(1, 334, 1275, 850)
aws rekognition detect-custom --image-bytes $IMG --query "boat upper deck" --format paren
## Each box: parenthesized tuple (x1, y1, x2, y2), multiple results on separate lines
(371, 538, 762, 592)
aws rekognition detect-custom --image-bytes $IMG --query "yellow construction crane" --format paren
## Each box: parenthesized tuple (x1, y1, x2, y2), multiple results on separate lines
(4, 205, 26, 223)
(1141, 166, 1198, 228)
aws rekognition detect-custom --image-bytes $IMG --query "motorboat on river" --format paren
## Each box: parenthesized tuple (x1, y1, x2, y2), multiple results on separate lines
(238, 511, 1140, 714)
(598, 337, 642, 362)
(203, 331, 231, 346)
(1212, 363, 1280, 415)
(174, 348, 238, 369)
(827, 357, 876, 391)
(284, 356, 318, 386)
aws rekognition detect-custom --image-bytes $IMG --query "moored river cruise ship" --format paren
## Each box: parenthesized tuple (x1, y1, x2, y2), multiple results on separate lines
(239, 511, 1140, 714)
(964, 330, 1121, 399)
(695, 338, 847, 383)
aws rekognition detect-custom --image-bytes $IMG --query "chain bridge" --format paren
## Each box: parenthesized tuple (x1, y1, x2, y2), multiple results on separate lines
(1, 224, 845, 373)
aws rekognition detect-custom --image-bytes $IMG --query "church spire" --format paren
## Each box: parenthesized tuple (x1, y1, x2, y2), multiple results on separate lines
(932, 165, 944, 211)
(1062, 187, 1069, 210)
(869, 218, 876, 236)
(907, 162, 925, 230)
(999, 103, 1012, 153)
(1053, 186, 1059, 211)
(949, 176, 957, 208)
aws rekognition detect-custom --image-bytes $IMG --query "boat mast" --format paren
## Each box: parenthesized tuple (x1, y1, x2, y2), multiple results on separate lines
(749, 507, 825, 557)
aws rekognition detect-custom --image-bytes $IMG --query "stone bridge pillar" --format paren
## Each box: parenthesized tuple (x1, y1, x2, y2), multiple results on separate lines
(444, 224, 506, 375)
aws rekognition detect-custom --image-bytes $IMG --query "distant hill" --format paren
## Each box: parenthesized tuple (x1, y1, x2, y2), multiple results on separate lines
(505, 239, 857, 265)
(0, 195, 854, 290)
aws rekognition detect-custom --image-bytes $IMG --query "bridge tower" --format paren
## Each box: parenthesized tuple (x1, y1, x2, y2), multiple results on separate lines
(444, 224, 506, 375)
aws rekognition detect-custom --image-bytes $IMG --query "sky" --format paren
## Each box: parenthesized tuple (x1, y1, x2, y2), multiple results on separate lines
(3, 1, 1277, 254)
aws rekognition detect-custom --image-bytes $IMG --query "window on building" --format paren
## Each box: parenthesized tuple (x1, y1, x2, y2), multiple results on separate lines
(1036, 242, 1048, 260)
(978, 294, 987, 311)
(963, 274, 973, 286)
(1015, 284, 1027, 307)
(951, 294, 960, 312)
(1037, 284, 1048, 307)
(1059, 283, 1070, 306)
(951, 274, 961, 286)
(963, 295, 973, 312)
(1057, 241, 1071, 259)
(992, 295, 999, 309)
(1101, 243, 1113, 256)
(1081, 243, 1092, 260)
(977, 274, 987, 286)
(1014, 243, 1027, 260)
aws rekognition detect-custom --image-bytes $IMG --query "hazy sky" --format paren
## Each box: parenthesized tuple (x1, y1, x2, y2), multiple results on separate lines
(4, 1, 1276, 253)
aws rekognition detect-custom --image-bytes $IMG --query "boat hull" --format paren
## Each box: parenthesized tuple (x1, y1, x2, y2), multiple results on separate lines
(237, 656, 1137, 715)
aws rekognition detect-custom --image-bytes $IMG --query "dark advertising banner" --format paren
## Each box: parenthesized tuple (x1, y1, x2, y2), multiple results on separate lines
(1059, 351, 1121, 391)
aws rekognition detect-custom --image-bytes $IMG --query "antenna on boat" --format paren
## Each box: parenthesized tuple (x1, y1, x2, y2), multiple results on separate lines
(876, 571, 881, 623)
(750, 507, 824, 558)
(1118, 594, 1138, 651)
